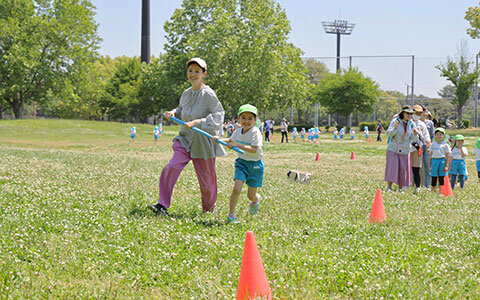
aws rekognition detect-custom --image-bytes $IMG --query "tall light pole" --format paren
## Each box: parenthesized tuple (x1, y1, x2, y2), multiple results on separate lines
(322, 20, 355, 72)
(141, 0, 150, 63)
(322, 20, 355, 126)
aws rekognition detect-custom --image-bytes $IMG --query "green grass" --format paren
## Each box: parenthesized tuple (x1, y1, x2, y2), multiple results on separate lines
(1, 119, 480, 299)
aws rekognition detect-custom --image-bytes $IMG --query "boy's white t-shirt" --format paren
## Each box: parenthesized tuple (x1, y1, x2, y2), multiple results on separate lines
(472, 147, 480, 161)
(428, 141, 451, 158)
(449, 146, 468, 160)
(231, 126, 263, 161)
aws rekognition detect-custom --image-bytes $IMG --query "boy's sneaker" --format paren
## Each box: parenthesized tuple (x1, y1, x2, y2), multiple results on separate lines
(148, 203, 168, 215)
(249, 194, 261, 215)
(226, 216, 238, 224)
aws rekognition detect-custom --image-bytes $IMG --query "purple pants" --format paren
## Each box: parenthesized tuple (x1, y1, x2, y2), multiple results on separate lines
(384, 150, 412, 187)
(158, 140, 217, 212)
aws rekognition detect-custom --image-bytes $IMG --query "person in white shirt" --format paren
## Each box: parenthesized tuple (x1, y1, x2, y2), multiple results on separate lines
(471, 138, 480, 183)
(411, 105, 431, 192)
(214, 104, 263, 224)
(449, 134, 468, 189)
(428, 127, 451, 193)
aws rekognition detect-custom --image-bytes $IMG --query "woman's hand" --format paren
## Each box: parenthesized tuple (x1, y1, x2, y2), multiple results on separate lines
(185, 120, 200, 129)
(164, 110, 175, 120)
(413, 128, 418, 135)
(394, 120, 399, 129)
(226, 142, 236, 149)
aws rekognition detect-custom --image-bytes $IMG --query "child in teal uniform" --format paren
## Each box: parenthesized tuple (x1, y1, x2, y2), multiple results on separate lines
(364, 126, 369, 140)
(153, 126, 160, 144)
(449, 134, 468, 189)
(339, 128, 345, 140)
(292, 127, 298, 142)
(214, 104, 263, 224)
(428, 128, 451, 193)
(333, 128, 338, 139)
(129, 126, 137, 144)
(300, 128, 306, 141)
(350, 128, 355, 140)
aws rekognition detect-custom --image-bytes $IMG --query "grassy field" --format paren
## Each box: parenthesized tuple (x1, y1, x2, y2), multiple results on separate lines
(1, 119, 480, 299)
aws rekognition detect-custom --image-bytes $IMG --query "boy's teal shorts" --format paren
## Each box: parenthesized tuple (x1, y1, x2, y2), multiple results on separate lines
(430, 157, 447, 177)
(234, 158, 264, 188)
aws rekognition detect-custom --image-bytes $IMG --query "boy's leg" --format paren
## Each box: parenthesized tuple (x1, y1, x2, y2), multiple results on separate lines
(229, 180, 244, 216)
(458, 175, 465, 188)
(438, 176, 445, 190)
(192, 157, 218, 212)
(431, 176, 438, 192)
(247, 186, 259, 203)
(158, 140, 191, 208)
(450, 174, 457, 190)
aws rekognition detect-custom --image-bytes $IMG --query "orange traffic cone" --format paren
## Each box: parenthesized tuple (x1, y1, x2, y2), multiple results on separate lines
(440, 176, 453, 197)
(369, 188, 386, 223)
(350, 151, 355, 160)
(237, 231, 272, 300)
(368, 137, 372, 143)
(315, 152, 321, 161)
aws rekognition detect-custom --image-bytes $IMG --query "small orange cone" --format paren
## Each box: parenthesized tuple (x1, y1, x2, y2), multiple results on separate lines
(369, 188, 386, 223)
(237, 231, 272, 300)
(441, 176, 453, 197)
(368, 137, 372, 143)
(350, 151, 355, 160)
(315, 152, 321, 161)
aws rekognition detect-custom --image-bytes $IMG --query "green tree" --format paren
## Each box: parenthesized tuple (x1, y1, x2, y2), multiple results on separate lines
(99, 58, 143, 121)
(0, 0, 100, 118)
(436, 58, 479, 127)
(162, 0, 309, 117)
(315, 68, 380, 126)
(466, 4, 480, 39)
(299, 58, 330, 123)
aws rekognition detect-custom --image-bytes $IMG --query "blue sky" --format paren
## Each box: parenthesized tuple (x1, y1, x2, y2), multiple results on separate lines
(91, 0, 480, 97)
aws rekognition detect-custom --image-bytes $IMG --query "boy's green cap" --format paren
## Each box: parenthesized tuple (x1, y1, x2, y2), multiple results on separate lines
(238, 104, 257, 117)
(434, 127, 446, 135)
(454, 134, 464, 141)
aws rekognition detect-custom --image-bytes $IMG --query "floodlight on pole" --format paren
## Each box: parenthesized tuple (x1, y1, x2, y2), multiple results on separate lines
(321, 19, 355, 71)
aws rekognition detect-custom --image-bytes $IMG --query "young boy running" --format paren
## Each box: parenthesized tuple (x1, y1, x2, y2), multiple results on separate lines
(214, 104, 263, 224)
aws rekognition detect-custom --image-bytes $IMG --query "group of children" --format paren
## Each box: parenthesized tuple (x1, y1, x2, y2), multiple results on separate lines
(332, 126, 370, 141)
(128, 124, 163, 144)
(427, 127, 480, 192)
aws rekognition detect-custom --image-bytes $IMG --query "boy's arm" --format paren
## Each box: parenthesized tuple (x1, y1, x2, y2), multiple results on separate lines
(235, 144, 258, 154)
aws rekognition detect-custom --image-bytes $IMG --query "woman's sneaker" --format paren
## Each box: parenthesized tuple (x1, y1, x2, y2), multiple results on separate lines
(249, 194, 261, 215)
(148, 203, 168, 215)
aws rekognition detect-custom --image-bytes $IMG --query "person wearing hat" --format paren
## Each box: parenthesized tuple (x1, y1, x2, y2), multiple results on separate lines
(428, 127, 451, 193)
(419, 107, 434, 188)
(448, 134, 468, 189)
(385, 105, 420, 192)
(213, 104, 264, 224)
(410, 104, 431, 192)
(129, 126, 137, 144)
(472, 138, 480, 183)
(149, 57, 226, 215)
(280, 117, 289, 143)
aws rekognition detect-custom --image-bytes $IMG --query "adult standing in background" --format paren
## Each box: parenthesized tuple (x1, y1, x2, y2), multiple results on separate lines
(385, 105, 419, 192)
(376, 119, 384, 142)
(420, 109, 435, 188)
(280, 118, 289, 143)
(264, 119, 271, 142)
(149, 58, 226, 214)
(410, 105, 431, 192)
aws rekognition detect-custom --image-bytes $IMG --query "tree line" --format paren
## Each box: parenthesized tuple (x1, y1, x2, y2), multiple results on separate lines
(2, 0, 480, 128)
